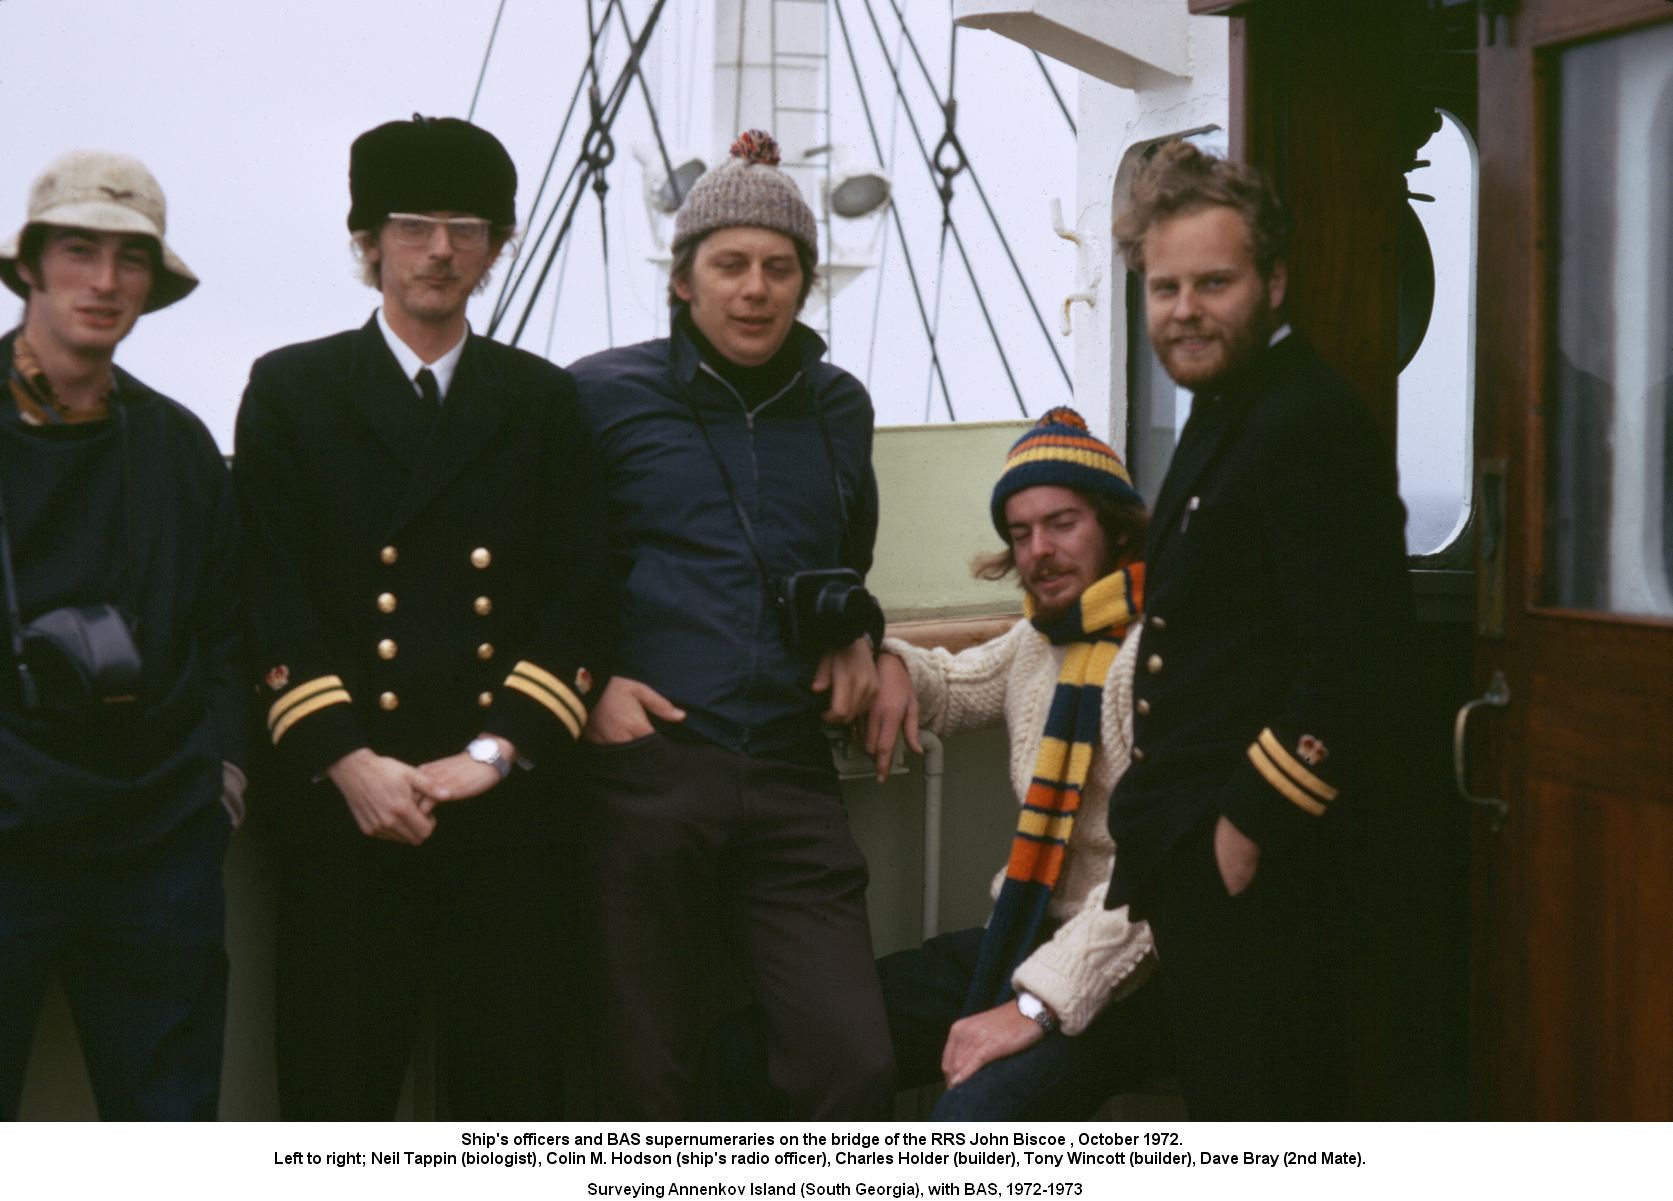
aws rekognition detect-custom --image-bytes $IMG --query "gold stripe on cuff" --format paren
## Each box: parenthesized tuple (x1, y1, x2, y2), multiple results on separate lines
(509, 660, 587, 727)
(503, 675, 583, 740)
(1257, 728, 1339, 802)
(267, 675, 347, 731)
(271, 689, 352, 746)
(1247, 742, 1327, 816)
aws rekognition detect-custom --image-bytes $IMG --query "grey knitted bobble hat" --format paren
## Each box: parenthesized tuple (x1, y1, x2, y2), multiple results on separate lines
(672, 130, 817, 258)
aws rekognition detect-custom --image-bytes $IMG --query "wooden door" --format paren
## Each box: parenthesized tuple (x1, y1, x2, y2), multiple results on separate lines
(1466, 0, 1673, 1119)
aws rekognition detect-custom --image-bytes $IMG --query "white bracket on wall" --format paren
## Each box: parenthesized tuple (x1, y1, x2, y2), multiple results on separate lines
(1051, 197, 1101, 337)
(955, 0, 1189, 89)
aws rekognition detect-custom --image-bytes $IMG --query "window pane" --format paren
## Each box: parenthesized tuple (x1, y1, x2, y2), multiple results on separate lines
(1545, 22, 1673, 617)
(1398, 112, 1476, 557)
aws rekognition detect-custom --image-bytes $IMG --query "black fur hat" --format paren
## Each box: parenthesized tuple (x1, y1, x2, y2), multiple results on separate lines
(347, 114, 517, 232)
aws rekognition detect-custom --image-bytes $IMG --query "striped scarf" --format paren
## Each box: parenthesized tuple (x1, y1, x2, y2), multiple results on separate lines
(961, 562, 1144, 1016)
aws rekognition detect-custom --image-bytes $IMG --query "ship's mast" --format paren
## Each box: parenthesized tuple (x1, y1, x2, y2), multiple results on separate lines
(713, 0, 836, 336)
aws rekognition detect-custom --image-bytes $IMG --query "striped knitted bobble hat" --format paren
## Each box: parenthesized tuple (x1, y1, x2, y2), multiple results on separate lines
(672, 130, 818, 258)
(990, 407, 1144, 540)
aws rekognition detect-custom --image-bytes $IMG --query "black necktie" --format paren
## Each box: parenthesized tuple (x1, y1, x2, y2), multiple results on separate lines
(415, 366, 441, 407)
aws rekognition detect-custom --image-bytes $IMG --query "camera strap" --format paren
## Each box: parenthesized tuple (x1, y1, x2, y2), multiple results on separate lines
(684, 365, 854, 587)
(0, 384, 139, 710)
(682, 388, 783, 590)
(0, 437, 39, 708)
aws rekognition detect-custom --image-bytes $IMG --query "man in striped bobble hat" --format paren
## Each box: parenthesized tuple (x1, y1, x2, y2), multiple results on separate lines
(802, 406, 1169, 1119)
(568, 131, 892, 1118)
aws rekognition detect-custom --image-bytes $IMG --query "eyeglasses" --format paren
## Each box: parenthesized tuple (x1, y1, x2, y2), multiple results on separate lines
(386, 213, 493, 249)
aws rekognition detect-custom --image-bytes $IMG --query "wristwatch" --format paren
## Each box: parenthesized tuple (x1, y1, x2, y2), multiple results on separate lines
(1016, 990, 1058, 1033)
(466, 737, 511, 780)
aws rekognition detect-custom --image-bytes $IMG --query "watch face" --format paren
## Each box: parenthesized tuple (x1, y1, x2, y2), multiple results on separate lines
(467, 738, 498, 763)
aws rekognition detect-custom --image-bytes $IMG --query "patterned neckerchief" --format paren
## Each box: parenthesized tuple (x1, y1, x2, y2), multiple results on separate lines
(8, 334, 114, 425)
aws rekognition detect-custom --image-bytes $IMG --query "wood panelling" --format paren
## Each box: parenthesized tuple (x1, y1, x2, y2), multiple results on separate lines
(1238, 0, 1409, 448)
(1524, 618, 1673, 792)
(1468, 0, 1673, 1120)
(1478, 777, 1673, 1117)
(1531, 0, 1673, 45)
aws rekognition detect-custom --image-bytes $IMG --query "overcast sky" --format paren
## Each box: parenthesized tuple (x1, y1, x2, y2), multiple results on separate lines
(0, 0, 1081, 448)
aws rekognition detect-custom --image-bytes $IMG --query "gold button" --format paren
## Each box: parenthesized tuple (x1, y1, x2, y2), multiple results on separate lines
(380, 545, 398, 566)
(377, 639, 397, 660)
(1147, 654, 1163, 674)
(477, 643, 494, 661)
(477, 691, 493, 708)
(1136, 698, 1151, 716)
(1131, 747, 1146, 763)
(471, 547, 492, 569)
(474, 596, 492, 616)
(1149, 615, 1167, 631)
(377, 592, 397, 614)
(378, 691, 399, 711)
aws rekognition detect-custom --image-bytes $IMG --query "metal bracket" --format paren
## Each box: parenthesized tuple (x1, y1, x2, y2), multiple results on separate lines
(1454, 669, 1511, 830)
(1050, 198, 1099, 336)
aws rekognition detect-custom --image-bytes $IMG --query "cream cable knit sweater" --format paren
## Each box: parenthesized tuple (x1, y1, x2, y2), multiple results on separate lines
(881, 621, 1156, 1036)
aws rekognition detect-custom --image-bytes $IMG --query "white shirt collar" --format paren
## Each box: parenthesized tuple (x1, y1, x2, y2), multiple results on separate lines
(375, 307, 467, 401)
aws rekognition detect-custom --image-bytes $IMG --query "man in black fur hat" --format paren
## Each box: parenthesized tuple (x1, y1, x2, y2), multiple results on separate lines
(235, 116, 612, 1119)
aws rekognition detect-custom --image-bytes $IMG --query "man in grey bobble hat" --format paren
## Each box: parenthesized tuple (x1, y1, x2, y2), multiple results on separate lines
(0, 151, 243, 1120)
(568, 130, 894, 1118)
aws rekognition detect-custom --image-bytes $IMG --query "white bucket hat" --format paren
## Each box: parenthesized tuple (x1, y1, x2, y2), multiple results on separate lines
(0, 150, 198, 312)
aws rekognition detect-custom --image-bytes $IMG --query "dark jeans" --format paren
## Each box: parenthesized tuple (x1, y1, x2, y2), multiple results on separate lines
(275, 771, 567, 1120)
(0, 802, 231, 1120)
(582, 733, 894, 1120)
(1134, 823, 1358, 1120)
(706, 926, 1170, 1120)
(876, 927, 1171, 1119)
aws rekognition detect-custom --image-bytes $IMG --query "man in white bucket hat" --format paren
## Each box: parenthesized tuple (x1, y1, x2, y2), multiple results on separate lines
(0, 151, 243, 1120)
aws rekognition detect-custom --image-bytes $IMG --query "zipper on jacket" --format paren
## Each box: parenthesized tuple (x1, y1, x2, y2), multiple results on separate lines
(696, 362, 804, 432)
(693, 361, 807, 747)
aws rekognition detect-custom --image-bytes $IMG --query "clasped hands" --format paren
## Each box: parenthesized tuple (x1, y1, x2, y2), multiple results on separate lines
(327, 737, 514, 846)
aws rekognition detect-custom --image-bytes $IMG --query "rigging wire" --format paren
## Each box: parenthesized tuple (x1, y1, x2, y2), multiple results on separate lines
(680, 4, 700, 147)
(831, 0, 955, 419)
(855, 0, 1027, 416)
(823, 0, 835, 354)
(543, 233, 577, 360)
(875, 0, 1072, 393)
(491, 2, 631, 330)
(922, 11, 964, 421)
(864, 10, 911, 392)
(493, 152, 590, 327)
(731, 1, 748, 150)
(1032, 50, 1076, 135)
(921, 221, 950, 422)
(489, 3, 618, 325)
(608, 0, 686, 209)
(499, 0, 672, 346)
(467, 0, 511, 122)
(586, 0, 617, 346)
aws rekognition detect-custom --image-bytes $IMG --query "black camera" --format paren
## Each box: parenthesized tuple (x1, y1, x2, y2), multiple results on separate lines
(18, 604, 144, 720)
(779, 568, 884, 653)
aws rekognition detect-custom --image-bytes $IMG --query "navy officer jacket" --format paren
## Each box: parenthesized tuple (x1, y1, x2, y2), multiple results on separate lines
(1108, 331, 1413, 907)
